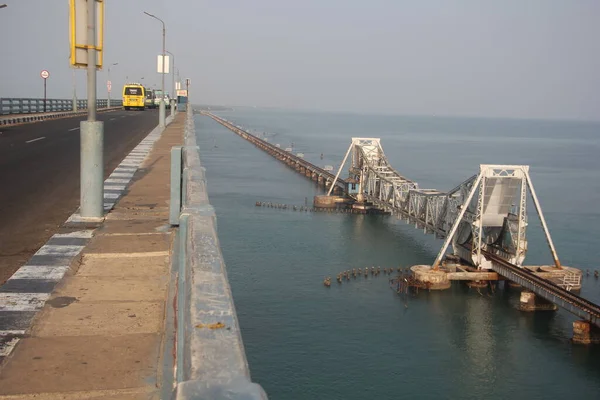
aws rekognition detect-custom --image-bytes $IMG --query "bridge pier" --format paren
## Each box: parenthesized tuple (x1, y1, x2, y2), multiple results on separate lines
(519, 291, 558, 312)
(573, 320, 600, 344)
(411, 265, 451, 290)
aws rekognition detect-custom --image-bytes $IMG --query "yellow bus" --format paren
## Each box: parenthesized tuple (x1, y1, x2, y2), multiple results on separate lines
(122, 83, 145, 110)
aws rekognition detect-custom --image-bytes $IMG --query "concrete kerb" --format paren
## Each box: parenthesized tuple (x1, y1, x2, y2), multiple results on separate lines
(173, 107, 267, 399)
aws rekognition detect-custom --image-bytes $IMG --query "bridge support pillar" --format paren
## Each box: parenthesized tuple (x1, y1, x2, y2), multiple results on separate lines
(411, 265, 451, 290)
(519, 291, 558, 312)
(573, 320, 600, 344)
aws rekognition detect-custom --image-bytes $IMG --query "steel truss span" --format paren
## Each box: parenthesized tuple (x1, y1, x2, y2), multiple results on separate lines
(330, 138, 561, 271)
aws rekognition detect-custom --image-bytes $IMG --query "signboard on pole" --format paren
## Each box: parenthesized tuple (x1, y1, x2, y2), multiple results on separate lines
(157, 55, 170, 73)
(69, 0, 104, 68)
(176, 89, 188, 97)
(41, 70, 49, 112)
(107, 80, 112, 92)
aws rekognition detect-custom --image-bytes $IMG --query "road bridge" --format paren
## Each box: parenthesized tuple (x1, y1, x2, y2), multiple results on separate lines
(0, 109, 160, 283)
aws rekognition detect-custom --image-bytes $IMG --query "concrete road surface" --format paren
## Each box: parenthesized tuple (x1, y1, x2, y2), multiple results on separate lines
(0, 109, 160, 283)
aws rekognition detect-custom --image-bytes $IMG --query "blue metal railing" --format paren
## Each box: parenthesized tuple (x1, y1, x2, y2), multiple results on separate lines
(0, 97, 123, 115)
(170, 106, 267, 399)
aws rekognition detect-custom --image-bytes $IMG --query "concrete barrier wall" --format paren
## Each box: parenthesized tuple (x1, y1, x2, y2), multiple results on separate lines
(173, 106, 267, 399)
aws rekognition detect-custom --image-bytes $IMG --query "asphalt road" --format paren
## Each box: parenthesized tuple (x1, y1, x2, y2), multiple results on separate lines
(0, 109, 160, 283)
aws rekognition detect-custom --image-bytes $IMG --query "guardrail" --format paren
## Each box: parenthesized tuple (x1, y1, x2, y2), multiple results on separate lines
(170, 107, 267, 399)
(0, 98, 123, 115)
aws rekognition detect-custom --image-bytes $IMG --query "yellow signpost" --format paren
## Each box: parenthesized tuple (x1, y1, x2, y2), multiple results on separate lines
(69, 0, 104, 69)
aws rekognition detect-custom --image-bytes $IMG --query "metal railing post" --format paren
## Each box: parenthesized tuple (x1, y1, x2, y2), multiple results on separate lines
(170, 146, 183, 225)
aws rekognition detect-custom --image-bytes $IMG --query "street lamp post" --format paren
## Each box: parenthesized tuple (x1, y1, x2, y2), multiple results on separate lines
(107, 62, 118, 108)
(80, 0, 103, 219)
(166, 50, 175, 114)
(72, 68, 77, 112)
(143, 11, 166, 127)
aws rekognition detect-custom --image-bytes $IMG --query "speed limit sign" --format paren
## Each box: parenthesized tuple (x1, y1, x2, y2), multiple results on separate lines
(40, 70, 50, 79)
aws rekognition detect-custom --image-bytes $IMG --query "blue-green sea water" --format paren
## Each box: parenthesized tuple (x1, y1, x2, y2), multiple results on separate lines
(195, 108, 600, 399)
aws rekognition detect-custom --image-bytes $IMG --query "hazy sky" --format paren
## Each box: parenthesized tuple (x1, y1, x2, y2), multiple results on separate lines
(1, 1, 599, 120)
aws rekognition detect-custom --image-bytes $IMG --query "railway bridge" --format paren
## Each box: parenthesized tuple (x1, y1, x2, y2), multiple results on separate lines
(205, 112, 600, 344)
(328, 137, 599, 342)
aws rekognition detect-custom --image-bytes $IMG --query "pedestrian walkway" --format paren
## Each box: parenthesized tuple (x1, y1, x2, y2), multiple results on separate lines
(0, 113, 184, 399)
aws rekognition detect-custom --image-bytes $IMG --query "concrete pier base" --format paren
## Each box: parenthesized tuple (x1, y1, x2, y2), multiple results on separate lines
(519, 291, 558, 312)
(573, 320, 600, 344)
(411, 265, 451, 290)
(313, 195, 348, 210)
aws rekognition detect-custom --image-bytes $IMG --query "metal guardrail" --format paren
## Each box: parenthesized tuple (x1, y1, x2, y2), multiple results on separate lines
(170, 107, 267, 399)
(0, 97, 123, 115)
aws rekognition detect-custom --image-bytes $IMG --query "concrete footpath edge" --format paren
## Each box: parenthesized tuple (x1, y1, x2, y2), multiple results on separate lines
(172, 107, 268, 399)
(0, 114, 175, 363)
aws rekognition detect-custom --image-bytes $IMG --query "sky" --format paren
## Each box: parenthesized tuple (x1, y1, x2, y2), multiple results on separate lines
(0, 0, 599, 120)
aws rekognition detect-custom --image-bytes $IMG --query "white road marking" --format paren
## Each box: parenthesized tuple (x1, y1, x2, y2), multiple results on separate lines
(104, 185, 127, 191)
(0, 337, 20, 357)
(110, 172, 135, 178)
(68, 127, 80, 131)
(0, 293, 51, 312)
(25, 136, 45, 144)
(35, 244, 85, 257)
(105, 178, 131, 184)
(103, 193, 120, 199)
(110, 118, 116, 121)
(53, 230, 94, 239)
(10, 266, 70, 281)
(0, 330, 26, 336)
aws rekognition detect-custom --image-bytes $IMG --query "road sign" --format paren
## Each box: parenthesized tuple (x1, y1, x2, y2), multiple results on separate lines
(69, 0, 104, 68)
(157, 55, 170, 73)
(176, 89, 188, 97)
(107, 80, 112, 92)
(40, 70, 50, 79)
